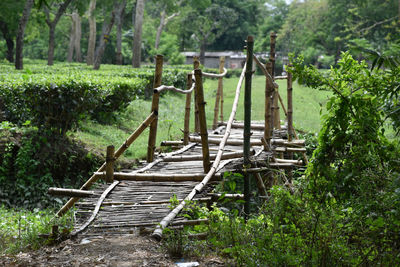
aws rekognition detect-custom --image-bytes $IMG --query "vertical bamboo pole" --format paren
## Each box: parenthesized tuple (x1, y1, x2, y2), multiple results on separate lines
(105, 145, 115, 183)
(265, 62, 274, 145)
(244, 36, 254, 220)
(219, 69, 224, 123)
(269, 32, 281, 130)
(193, 56, 200, 133)
(147, 55, 163, 162)
(213, 56, 225, 129)
(194, 69, 210, 173)
(183, 74, 192, 145)
(287, 65, 294, 159)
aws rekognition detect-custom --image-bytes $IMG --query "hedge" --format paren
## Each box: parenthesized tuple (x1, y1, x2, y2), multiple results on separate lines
(0, 61, 206, 135)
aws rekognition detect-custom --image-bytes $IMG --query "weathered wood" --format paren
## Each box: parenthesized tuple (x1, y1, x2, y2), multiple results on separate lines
(160, 140, 183, 146)
(95, 172, 221, 182)
(255, 172, 268, 197)
(287, 66, 294, 160)
(219, 121, 265, 130)
(194, 69, 211, 173)
(56, 111, 157, 217)
(208, 193, 244, 199)
(265, 62, 274, 144)
(193, 56, 200, 133)
(244, 35, 254, 219)
(48, 188, 94, 197)
(213, 56, 225, 129)
(162, 150, 252, 162)
(274, 147, 306, 153)
(188, 136, 304, 147)
(105, 145, 115, 183)
(147, 55, 163, 162)
(152, 63, 247, 241)
(183, 74, 193, 145)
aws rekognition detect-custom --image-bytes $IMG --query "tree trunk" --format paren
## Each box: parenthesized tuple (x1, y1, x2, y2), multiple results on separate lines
(44, 0, 74, 66)
(67, 15, 76, 62)
(200, 40, 206, 65)
(15, 0, 34, 70)
(115, 0, 126, 65)
(47, 25, 56, 65)
(74, 13, 82, 62)
(154, 11, 179, 50)
(87, 0, 96, 65)
(132, 0, 145, 68)
(0, 21, 14, 63)
(155, 11, 166, 50)
(94, 8, 116, 70)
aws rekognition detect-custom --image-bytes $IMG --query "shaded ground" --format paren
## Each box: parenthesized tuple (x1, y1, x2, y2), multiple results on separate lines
(0, 234, 225, 267)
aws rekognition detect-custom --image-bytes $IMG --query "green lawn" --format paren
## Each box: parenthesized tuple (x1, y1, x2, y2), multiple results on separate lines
(74, 75, 331, 160)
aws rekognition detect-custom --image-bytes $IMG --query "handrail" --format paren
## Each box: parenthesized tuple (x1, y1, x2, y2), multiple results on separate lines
(151, 62, 247, 240)
(55, 111, 157, 217)
(201, 67, 227, 78)
(154, 82, 195, 94)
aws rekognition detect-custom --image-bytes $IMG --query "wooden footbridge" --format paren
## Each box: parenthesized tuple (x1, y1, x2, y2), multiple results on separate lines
(49, 35, 308, 240)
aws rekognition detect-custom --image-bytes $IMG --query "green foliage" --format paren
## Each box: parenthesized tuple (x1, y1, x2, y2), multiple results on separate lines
(0, 61, 191, 134)
(0, 126, 100, 209)
(0, 206, 74, 254)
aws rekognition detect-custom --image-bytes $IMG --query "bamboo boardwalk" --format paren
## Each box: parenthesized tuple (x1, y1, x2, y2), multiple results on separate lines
(51, 35, 307, 240)
(71, 124, 294, 237)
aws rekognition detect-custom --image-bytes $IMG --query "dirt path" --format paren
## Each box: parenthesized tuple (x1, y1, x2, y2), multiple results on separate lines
(0, 234, 225, 267)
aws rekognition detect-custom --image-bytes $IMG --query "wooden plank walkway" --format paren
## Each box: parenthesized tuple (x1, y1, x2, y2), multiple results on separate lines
(71, 124, 293, 237)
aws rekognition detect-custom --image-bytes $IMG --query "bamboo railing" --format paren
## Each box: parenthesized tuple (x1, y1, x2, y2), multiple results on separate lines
(151, 60, 247, 240)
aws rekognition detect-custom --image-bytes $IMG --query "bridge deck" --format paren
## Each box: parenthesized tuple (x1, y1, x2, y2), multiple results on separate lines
(72, 123, 289, 237)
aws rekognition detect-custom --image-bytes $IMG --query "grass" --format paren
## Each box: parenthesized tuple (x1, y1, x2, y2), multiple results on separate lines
(0, 206, 74, 254)
(74, 75, 331, 161)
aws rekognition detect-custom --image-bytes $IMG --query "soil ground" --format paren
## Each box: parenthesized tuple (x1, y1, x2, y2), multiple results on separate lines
(0, 234, 226, 267)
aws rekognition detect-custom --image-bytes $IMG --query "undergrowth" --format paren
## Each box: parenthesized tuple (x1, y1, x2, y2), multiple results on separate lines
(0, 206, 74, 255)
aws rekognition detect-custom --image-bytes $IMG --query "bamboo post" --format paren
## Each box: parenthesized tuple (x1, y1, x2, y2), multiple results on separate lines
(287, 65, 294, 159)
(193, 56, 200, 133)
(194, 69, 210, 173)
(213, 56, 225, 129)
(264, 62, 274, 146)
(147, 55, 163, 162)
(183, 74, 193, 145)
(269, 32, 280, 130)
(105, 145, 115, 183)
(243, 35, 254, 220)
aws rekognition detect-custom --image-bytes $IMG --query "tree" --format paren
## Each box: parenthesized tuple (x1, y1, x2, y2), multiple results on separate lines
(181, 2, 237, 64)
(86, 0, 96, 65)
(44, 0, 74, 66)
(67, 11, 82, 62)
(132, 0, 145, 68)
(15, 0, 34, 70)
(115, 0, 126, 65)
(93, 2, 117, 70)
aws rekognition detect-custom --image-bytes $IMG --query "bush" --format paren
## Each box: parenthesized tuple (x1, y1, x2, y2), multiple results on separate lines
(0, 61, 192, 134)
(0, 125, 100, 209)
